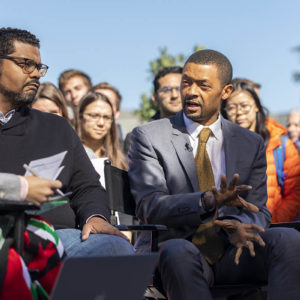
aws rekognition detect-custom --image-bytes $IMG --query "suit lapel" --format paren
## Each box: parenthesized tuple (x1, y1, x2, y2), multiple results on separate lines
(170, 112, 199, 192)
(221, 117, 238, 181)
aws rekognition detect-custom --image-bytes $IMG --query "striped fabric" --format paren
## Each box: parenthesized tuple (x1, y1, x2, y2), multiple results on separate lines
(0, 215, 64, 300)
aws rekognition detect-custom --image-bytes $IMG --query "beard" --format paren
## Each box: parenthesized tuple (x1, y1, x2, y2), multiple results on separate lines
(0, 80, 39, 107)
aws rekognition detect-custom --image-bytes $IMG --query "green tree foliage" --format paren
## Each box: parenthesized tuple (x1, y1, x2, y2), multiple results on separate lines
(135, 45, 205, 121)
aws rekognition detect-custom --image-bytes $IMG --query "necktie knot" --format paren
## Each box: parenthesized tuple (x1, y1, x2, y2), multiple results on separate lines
(199, 128, 211, 144)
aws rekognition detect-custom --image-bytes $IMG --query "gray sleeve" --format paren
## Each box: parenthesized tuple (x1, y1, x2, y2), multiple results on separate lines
(128, 126, 206, 227)
(0, 173, 21, 200)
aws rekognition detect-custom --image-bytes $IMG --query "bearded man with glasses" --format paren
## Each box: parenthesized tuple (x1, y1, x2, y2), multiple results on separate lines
(0, 27, 134, 263)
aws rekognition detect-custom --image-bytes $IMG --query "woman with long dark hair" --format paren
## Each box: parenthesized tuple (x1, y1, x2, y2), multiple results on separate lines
(77, 91, 127, 170)
(221, 79, 300, 222)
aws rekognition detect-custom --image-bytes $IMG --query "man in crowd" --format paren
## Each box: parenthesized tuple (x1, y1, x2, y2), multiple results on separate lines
(58, 69, 91, 107)
(124, 66, 183, 153)
(151, 66, 183, 120)
(128, 49, 300, 300)
(0, 27, 134, 257)
(287, 109, 300, 153)
(58, 69, 91, 124)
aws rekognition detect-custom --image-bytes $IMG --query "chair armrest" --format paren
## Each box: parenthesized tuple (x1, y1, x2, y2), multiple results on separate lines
(115, 224, 168, 252)
(0, 199, 39, 211)
(115, 224, 167, 231)
(270, 221, 300, 231)
(0, 199, 39, 255)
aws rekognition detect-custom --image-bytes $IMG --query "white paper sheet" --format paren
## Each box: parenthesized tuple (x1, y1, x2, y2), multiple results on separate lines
(24, 151, 67, 180)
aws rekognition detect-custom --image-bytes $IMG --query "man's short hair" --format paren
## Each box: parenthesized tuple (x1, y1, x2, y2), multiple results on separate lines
(185, 49, 232, 87)
(58, 69, 92, 91)
(153, 66, 183, 93)
(0, 27, 40, 57)
(91, 82, 122, 111)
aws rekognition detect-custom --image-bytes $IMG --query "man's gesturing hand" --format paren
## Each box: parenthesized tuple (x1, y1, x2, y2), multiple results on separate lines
(215, 219, 265, 264)
(212, 174, 259, 213)
(81, 217, 130, 242)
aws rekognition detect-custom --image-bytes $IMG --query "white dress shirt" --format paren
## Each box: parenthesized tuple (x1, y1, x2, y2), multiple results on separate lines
(183, 113, 226, 189)
(0, 109, 15, 124)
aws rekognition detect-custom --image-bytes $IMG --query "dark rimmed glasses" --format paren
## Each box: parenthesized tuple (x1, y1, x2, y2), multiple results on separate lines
(225, 103, 253, 117)
(0, 55, 48, 77)
(84, 113, 113, 123)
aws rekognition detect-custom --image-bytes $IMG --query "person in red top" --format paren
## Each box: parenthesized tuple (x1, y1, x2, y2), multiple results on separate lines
(221, 79, 300, 222)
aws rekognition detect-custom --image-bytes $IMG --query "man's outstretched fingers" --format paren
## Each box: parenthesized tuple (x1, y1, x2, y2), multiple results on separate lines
(245, 223, 265, 234)
(236, 185, 252, 192)
(228, 174, 239, 190)
(235, 247, 243, 265)
(246, 241, 256, 257)
(220, 174, 227, 192)
(247, 232, 266, 247)
(238, 196, 259, 212)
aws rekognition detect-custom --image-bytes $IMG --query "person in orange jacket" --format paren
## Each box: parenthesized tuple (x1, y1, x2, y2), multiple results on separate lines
(221, 79, 300, 223)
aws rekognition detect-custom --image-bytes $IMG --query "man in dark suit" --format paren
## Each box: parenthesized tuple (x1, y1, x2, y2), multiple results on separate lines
(128, 49, 300, 300)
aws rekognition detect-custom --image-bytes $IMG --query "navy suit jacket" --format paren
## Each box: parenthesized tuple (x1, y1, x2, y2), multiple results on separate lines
(128, 111, 271, 252)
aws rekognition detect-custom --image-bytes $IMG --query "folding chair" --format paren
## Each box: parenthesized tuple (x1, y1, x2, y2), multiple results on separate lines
(0, 199, 39, 254)
(103, 160, 300, 299)
(104, 159, 167, 251)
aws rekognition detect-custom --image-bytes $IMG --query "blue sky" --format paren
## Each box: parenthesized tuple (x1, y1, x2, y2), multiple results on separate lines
(2, 0, 300, 113)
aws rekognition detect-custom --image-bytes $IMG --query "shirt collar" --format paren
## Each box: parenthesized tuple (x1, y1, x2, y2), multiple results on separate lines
(0, 109, 16, 124)
(183, 112, 222, 141)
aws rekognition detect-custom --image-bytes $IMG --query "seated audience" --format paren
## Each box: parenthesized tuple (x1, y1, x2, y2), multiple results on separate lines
(287, 109, 300, 154)
(128, 49, 300, 300)
(0, 27, 134, 261)
(221, 79, 300, 222)
(78, 91, 127, 170)
(31, 82, 70, 123)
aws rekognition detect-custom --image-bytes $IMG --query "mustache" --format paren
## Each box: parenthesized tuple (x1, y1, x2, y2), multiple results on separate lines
(183, 95, 202, 104)
(23, 80, 40, 88)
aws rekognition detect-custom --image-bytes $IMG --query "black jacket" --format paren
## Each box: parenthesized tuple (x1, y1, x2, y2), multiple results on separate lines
(0, 106, 110, 229)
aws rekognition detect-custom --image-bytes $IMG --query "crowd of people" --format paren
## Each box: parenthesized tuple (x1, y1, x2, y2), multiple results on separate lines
(0, 27, 300, 300)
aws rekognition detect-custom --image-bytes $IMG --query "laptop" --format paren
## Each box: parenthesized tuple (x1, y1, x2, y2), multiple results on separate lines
(51, 254, 158, 300)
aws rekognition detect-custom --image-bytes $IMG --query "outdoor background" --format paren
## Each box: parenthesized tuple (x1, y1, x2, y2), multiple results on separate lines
(2, 0, 300, 131)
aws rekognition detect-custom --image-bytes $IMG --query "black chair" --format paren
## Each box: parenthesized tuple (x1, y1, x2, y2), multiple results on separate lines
(0, 199, 39, 255)
(103, 160, 300, 299)
(104, 159, 167, 251)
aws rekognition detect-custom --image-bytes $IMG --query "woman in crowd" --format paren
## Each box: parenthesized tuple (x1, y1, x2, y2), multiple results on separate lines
(221, 79, 300, 223)
(32, 82, 70, 123)
(77, 91, 127, 170)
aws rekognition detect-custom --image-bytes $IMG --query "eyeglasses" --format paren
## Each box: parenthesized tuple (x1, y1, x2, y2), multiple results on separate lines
(225, 103, 253, 117)
(158, 86, 180, 94)
(0, 56, 48, 77)
(84, 113, 113, 123)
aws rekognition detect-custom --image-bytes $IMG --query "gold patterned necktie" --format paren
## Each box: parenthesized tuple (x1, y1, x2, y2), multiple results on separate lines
(192, 128, 225, 264)
(195, 128, 215, 190)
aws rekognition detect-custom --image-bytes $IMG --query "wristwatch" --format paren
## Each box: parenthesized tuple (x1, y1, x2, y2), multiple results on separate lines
(200, 191, 216, 212)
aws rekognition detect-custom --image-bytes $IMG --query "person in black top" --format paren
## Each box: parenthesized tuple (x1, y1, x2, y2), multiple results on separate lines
(0, 27, 134, 257)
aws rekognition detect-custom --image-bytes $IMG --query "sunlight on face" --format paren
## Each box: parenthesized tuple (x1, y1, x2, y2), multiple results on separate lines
(226, 91, 258, 132)
(81, 99, 113, 143)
